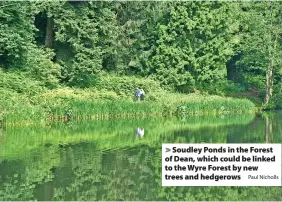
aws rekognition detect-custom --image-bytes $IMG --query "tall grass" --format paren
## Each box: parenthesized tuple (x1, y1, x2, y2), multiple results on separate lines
(1, 92, 256, 125)
(50, 99, 163, 118)
(151, 92, 255, 115)
(176, 96, 255, 115)
(0, 88, 45, 124)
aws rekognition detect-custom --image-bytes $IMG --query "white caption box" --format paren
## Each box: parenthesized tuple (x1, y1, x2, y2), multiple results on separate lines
(162, 143, 281, 186)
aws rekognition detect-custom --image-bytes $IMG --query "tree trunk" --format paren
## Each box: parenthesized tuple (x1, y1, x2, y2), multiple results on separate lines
(264, 30, 278, 105)
(226, 54, 240, 82)
(43, 182, 53, 201)
(265, 57, 274, 105)
(264, 4, 277, 106)
(45, 16, 54, 48)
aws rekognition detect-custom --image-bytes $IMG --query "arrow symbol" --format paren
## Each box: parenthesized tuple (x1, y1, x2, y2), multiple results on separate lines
(166, 148, 171, 153)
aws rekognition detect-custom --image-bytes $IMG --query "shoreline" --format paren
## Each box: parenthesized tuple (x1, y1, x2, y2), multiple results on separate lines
(0, 90, 257, 125)
(1, 109, 258, 128)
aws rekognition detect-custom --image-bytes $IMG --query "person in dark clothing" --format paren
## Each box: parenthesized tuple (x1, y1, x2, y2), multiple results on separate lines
(135, 89, 140, 101)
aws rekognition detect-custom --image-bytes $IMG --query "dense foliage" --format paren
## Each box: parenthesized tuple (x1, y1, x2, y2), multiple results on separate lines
(1, 1, 282, 109)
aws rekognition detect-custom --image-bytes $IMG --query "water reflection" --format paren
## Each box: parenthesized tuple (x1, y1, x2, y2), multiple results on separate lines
(135, 128, 145, 138)
(0, 112, 282, 200)
(264, 115, 273, 143)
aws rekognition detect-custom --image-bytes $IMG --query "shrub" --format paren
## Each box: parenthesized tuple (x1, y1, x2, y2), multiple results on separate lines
(23, 46, 61, 89)
(270, 92, 282, 109)
(204, 80, 246, 96)
(69, 73, 101, 88)
(0, 69, 45, 96)
(95, 73, 165, 96)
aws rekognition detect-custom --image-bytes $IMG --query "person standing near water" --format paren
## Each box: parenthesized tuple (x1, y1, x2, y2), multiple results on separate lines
(140, 89, 145, 101)
(135, 88, 140, 101)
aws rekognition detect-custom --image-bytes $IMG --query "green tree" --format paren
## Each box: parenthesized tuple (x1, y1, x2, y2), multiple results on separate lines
(146, 2, 238, 91)
(0, 2, 35, 67)
(235, 2, 282, 106)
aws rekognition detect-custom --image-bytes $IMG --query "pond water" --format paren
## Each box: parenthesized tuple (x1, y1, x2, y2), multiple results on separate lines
(0, 112, 281, 201)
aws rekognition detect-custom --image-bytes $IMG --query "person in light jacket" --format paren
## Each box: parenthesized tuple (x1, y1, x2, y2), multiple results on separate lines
(140, 89, 145, 101)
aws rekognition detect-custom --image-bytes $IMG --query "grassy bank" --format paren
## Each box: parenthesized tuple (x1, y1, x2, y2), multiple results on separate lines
(1, 90, 256, 124)
(0, 72, 256, 123)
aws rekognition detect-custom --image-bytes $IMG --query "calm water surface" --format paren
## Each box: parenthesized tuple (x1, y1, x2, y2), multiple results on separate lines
(0, 112, 282, 201)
